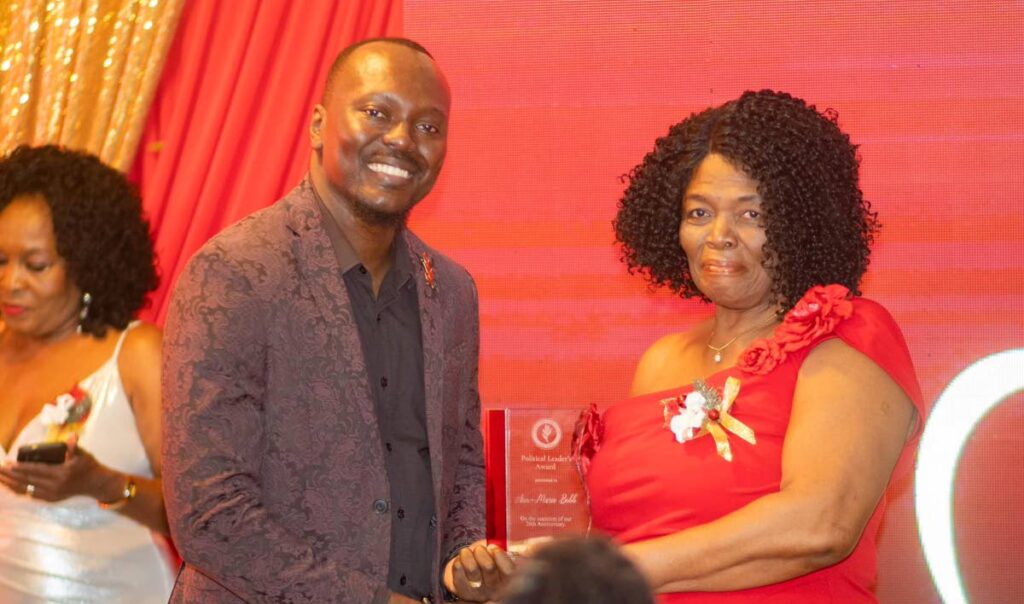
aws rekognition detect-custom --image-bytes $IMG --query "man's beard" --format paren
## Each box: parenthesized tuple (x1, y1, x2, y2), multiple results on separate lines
(347, 193, 414, 228)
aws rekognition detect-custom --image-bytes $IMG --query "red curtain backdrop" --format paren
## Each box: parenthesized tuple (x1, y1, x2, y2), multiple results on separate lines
(130, 0, 402, 322)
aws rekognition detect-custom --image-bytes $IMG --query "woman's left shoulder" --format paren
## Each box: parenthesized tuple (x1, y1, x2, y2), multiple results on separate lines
(835, 296, 910, 350)
(780, 284, 906, 347)
(846, 296, 899, 325)
(810, 293, 923, 412)
(116, 323, 162, 407)
(122, 321, 163, 354)
(119, 322, 163, 364)
(739, 285, 911, 376)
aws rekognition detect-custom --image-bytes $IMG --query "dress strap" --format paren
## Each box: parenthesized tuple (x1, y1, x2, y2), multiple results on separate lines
(112, 321, 140, 360)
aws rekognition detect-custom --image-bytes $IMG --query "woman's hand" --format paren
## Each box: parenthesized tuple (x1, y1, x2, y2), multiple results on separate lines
(0, 437, 121, 502)
(445, 541, 516, 602)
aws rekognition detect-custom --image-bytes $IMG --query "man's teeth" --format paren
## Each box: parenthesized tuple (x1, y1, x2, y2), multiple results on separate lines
(368, 163, 410, 179)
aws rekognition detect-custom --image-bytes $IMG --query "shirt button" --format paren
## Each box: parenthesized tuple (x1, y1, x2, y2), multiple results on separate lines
(372, 499, 389, 514)
(429, 514, 437, 528)
(399, 575, 407, 586)
(397, 507, 405, 519)
(385, 442, 393, 452)
(358, 266, 367, 274)
(381, 376, 388, 388)
(376, 313, 382, 323)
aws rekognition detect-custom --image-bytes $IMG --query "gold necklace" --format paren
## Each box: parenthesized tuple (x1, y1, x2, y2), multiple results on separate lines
(707, 319, 778, 363)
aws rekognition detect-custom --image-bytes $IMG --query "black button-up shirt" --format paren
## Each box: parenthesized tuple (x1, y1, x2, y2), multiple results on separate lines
(316, 196, 435, 601)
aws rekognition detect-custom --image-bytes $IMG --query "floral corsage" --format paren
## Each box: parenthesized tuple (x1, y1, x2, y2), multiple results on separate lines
(661, 377, 755, 462)
(738, 284, 854, 375)
(571, 403, 604, 480)
(41, 384, 93, 442)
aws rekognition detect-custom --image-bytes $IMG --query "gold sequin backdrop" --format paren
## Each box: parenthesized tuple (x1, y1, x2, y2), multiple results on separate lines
(0, 0, 183, 171)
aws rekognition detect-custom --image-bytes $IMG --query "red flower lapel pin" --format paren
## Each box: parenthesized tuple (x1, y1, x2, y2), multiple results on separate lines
(420, 252, 437, 290)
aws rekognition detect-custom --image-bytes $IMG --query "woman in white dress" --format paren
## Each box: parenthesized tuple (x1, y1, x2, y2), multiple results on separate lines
(0, 145, 174, 603)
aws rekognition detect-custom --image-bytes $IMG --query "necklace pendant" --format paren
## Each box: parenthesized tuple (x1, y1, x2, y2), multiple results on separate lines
(714, 351, 722, 363)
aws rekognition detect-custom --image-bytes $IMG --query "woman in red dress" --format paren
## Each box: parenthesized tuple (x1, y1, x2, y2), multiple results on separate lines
(577, 90, 924, 602)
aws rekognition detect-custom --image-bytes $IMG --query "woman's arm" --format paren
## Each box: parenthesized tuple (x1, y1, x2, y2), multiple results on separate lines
(623, 338, 916, 593)
(100, 322, 168, 534)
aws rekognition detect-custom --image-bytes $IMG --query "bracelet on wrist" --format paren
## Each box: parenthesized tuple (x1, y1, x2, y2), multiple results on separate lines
(98, 477, 137, 510)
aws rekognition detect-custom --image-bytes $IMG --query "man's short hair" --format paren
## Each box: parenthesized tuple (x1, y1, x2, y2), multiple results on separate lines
(322, 37, 434, 104)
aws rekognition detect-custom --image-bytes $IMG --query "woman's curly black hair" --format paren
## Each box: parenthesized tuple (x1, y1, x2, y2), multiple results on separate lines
(0, 145, 158, 337)
(614, 89, 879, 312)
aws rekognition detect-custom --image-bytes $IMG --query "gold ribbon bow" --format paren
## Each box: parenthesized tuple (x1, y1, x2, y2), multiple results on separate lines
(661, 377, 757, 462)
(697, 377, 756, 462)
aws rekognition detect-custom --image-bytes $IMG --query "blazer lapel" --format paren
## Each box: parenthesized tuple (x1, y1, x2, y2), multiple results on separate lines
(406, 234, 446, 507)
(285, 184, 376, 426)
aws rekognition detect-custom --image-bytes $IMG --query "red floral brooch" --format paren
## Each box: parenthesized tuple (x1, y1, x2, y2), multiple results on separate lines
(420, 252, 436, 290)
(738, 284, 853, 375)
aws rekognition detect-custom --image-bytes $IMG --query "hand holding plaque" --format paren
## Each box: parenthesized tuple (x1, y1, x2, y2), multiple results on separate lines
(444, 541, 516, 602)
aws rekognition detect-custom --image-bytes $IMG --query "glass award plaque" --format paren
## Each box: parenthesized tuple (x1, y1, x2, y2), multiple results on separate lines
(484, 408, 590, 554)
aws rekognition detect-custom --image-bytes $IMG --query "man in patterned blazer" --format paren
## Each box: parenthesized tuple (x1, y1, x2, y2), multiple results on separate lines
(162, 38, 512, 603)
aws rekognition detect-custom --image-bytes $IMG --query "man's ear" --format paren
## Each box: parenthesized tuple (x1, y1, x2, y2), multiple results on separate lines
(310, 104, 326, 149)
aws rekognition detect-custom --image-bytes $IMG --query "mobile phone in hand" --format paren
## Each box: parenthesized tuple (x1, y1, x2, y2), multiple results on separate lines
(17, 441, 68, 464)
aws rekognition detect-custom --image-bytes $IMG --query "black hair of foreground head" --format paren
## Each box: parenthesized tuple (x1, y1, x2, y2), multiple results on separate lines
(499, 535, 655, 604)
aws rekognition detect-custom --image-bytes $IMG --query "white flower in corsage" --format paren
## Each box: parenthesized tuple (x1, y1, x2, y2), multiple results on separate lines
(39, 393, 76, 427)
(660, 377, 756, 462)
(669, 391, 708, 443)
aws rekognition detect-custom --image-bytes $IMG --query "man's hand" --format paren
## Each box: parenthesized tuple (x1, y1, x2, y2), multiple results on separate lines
(444, 540, 516, 602)
(387, 592, 421, 604)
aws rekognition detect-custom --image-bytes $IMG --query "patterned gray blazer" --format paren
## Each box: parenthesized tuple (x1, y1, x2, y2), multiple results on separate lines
(162, 180, 484, 603)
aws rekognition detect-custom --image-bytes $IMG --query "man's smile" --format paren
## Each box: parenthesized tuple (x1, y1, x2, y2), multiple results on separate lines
(368, 162, 412, 180)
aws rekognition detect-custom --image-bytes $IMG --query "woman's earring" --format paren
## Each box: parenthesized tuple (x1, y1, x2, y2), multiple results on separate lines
(77, 292, 92, 334)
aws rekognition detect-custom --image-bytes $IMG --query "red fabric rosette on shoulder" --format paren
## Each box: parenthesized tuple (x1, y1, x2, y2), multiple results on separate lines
(738, 284, 854, 375)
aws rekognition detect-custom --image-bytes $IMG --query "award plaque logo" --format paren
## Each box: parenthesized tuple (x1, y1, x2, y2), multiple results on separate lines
(531, 418, 562, 450)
